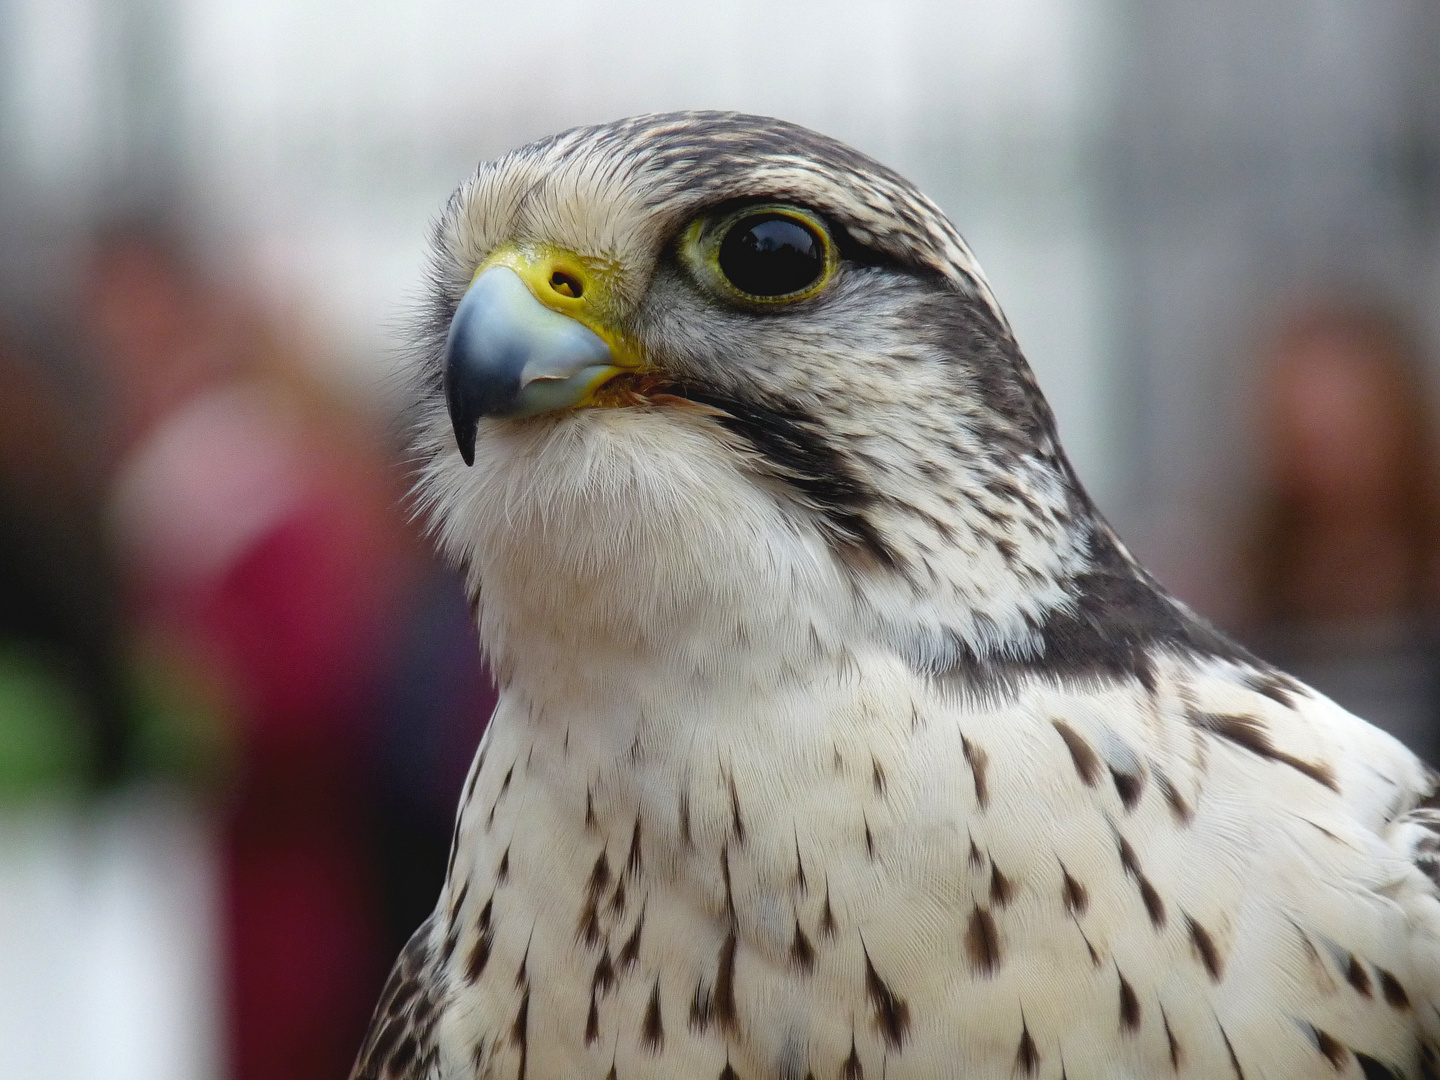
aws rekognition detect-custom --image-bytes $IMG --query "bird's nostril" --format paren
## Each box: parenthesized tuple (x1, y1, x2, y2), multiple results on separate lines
(549, 270, 583, 299)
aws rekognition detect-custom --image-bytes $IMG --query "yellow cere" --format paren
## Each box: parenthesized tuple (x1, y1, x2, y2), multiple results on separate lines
(476, 243, 643, 375)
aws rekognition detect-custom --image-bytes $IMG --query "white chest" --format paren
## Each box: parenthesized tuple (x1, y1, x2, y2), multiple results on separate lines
(420, 648, 1426, 1080)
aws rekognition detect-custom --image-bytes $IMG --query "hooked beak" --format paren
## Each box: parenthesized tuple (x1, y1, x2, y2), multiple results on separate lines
(443, 261, 628, 465)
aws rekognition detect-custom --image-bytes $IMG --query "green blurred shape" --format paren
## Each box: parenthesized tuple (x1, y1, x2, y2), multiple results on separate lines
(0, 645, 92, 798)
(123, 638, 235, 789)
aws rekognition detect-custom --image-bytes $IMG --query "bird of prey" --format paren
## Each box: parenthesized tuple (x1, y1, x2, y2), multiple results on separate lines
(353, 112, 1440, 1080)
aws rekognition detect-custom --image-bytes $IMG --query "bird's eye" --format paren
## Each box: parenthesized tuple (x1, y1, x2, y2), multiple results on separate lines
(683, 204, 837, 306)
(718, 213, 825, 298)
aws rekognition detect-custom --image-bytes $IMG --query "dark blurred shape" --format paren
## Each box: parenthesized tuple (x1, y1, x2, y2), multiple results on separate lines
(373, 565, 494, 962)
(1242, 300, 1440, 762)
(82, 215, 492, 1080)
(0, 331, 128, 795)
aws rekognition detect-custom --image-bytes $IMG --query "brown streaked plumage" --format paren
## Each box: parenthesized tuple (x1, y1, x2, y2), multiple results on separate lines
(352, 111, 1440, 1080)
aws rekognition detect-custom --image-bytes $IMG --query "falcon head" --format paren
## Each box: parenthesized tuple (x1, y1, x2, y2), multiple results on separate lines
(412, 112, 1233, 698)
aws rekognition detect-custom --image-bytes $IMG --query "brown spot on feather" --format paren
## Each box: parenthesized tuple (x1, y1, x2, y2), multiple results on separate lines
(640, 979, 664, 1052)
(511, 987, 529, 1080)
(1186, 915, 1223, 981)
(965, 905, 1001, 975)
(1116, 833, 1166, 927)
(1355, 1052, 1404, 1080)
(515, 933, 530, 988)
(863, 947, 910, 1049)
(625, 817, 642, 879)
(1346, 955, 1372, 997)
(1241, 669, 1301, 708)
(1138, 879, 1166, 928)
(960, 733, 990, 809)
(1192, 712, 1339, 791)
(688, 981, 711, 1033)
(387, 1035, 417, 1073)
(1052, 720, 1102, 786)
(577, 898, 601, 948)
(586, 851, 611, 900)
(989, 862, 1014, 908)
(820, 886, 838, 938)
(1379, 969, 1410, 1009)
(1157, 772, 1193, 824)
(1117, 970, 1141, 1032)
(592, 945, 615, 996)
(618, 908, 643, 970)
(1014, 1018, 1040, 1075)
(1293, 926, 1339, 995)
(1110, 765, 1144, 810)
(464, 896, 494, 982)
(712, 930, 738, 1032)
(585, 988, 600, 1045)
(1313, 1027, 1347, 1069)
(720, 845, 736, 924)
(1162, 1007, 1181, 1070)
(447, 878, 469, 926)
(1061, 864, 1088, 915)
(790, 920, 815, 971)
(728, 773, 746, 844)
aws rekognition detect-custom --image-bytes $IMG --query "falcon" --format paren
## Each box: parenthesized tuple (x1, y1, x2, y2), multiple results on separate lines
(353, 112, 1440, 1080)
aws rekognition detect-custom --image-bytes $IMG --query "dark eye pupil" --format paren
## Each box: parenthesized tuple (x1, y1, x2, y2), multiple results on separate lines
(717, 214, 825, 298)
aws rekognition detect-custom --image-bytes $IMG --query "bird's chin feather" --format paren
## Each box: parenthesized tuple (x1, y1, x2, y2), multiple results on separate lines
(416, 403, 858, 701)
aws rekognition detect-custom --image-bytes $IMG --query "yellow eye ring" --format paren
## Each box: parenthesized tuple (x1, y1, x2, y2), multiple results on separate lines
(681, 203, 838, 306)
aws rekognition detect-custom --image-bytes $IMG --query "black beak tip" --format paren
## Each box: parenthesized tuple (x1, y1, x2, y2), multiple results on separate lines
(445, 378, 480, 466)
(455, 423, 477, 467)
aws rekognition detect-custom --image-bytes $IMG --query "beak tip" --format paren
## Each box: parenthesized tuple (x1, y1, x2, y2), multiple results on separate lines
(448, 404, 478, 467)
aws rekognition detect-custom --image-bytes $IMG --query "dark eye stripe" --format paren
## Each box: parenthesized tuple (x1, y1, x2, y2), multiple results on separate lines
(678, 386, 898, 569)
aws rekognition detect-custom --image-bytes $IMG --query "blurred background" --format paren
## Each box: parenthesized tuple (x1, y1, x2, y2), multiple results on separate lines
(0, 1, 1438, 1077)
